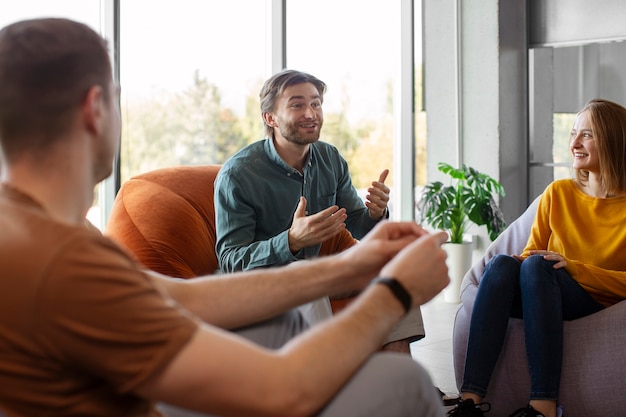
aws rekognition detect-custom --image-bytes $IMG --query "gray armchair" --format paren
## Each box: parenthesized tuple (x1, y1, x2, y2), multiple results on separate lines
(452, 197, 626, 417)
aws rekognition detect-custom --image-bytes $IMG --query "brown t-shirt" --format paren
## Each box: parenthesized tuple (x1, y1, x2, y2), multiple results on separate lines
(0, 185, 199, 416)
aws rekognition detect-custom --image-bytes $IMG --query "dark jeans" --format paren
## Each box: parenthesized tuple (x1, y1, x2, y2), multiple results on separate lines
(461, 254, 604, 401)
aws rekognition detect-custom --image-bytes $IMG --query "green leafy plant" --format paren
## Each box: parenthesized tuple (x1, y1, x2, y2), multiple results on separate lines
(416, 163, 506, 244)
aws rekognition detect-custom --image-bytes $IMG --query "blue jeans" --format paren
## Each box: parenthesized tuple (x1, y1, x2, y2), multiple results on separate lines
(461, 254, 604, 401)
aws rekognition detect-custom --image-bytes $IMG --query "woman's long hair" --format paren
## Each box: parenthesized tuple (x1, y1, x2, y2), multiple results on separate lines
(575, 98, 626, 196)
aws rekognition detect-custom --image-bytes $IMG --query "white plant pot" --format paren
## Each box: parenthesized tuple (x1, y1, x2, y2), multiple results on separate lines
(442, 242, 473, 303)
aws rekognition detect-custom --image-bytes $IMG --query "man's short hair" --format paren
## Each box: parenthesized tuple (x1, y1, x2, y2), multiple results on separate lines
(259, 69, 326, 139)
(0, 18, 111, 161)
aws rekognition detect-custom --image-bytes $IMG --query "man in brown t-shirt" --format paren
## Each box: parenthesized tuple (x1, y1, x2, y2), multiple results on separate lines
(0, 17, 450, 417)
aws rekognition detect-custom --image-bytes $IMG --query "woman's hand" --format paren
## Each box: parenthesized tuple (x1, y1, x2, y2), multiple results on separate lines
(526, 250, 568, 269)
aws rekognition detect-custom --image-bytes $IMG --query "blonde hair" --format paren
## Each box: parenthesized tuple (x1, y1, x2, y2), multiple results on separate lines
(574, 99, 626, 195)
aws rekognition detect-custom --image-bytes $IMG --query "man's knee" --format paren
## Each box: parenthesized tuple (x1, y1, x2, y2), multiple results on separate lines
(233, 309, 309, 349)
(320, 353, 444, 417)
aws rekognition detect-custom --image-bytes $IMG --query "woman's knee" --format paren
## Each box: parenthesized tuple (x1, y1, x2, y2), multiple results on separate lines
(485, 254, 520, 272)
(520, 254, 556, 277)
(480, 254, 520, 287)
(521, 254, 552, 269)
(520, 254, 558, 288)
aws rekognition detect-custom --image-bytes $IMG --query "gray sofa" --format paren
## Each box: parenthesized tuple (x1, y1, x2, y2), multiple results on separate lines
(453, 197, 626, 417)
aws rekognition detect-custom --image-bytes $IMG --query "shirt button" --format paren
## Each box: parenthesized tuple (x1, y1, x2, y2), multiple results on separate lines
(305, 211, 309, 215)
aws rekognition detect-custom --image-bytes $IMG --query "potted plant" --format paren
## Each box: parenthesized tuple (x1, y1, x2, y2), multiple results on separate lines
(416, 162, 506, 302)
(417, 162, 506, 243)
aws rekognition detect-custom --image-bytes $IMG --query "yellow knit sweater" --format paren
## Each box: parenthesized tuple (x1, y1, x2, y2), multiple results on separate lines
(521, 179, 626, 307)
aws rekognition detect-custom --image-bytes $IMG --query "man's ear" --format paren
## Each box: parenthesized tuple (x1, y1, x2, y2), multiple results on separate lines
(262, 112, 277, 128)
(82, 85, 104, 135)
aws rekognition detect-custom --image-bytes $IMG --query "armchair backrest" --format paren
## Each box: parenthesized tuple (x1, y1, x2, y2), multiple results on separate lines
(105, 165, 222, 278)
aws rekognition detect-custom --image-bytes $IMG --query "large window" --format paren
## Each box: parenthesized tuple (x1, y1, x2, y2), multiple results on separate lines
(119, 0, 267, 182)
(0, 1, 101, 28)
(120, 0, 425, 219)
(286, 0, 425, 216)
(286, 0, 396, 191)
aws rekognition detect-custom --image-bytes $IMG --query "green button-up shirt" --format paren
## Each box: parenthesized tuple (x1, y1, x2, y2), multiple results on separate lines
(215, 139, 381, 272)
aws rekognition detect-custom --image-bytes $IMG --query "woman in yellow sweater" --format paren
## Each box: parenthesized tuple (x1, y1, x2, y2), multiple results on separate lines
(449, 99, 626, 417)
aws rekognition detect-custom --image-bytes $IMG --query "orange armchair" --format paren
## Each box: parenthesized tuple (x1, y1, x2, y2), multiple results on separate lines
(105, 165, 221, 278)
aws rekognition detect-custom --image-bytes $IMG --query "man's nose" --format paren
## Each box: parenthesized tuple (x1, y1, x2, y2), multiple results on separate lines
(303, 105, 316, 118)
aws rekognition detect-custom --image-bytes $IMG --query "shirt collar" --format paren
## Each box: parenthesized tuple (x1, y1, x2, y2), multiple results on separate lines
(264, 138, 314, 175)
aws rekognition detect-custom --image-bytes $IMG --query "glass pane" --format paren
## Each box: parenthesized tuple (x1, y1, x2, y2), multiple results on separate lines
(286, 0, 397, 195)
(119, 0, 266, 182)
(0, 1, 100, 29)
(553, 113, 575, 180)
(0, 0, 104, 228)
(415, 0, 426, 187)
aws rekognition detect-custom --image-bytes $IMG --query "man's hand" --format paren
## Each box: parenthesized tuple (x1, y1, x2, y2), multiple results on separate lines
(288, 197, 348, 254)
(379, 231, 450, 308)
(333, 221, 431, 293)
(366, 169, 390, 220)
(361, 220, 429, 244)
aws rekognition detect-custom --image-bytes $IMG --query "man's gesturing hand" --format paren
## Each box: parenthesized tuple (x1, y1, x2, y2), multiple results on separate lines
(366, 169, 390, 220)
(288, 196, 348, 254)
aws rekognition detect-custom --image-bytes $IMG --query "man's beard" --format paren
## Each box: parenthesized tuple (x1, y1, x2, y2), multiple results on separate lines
(278, 121, 322, 145)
